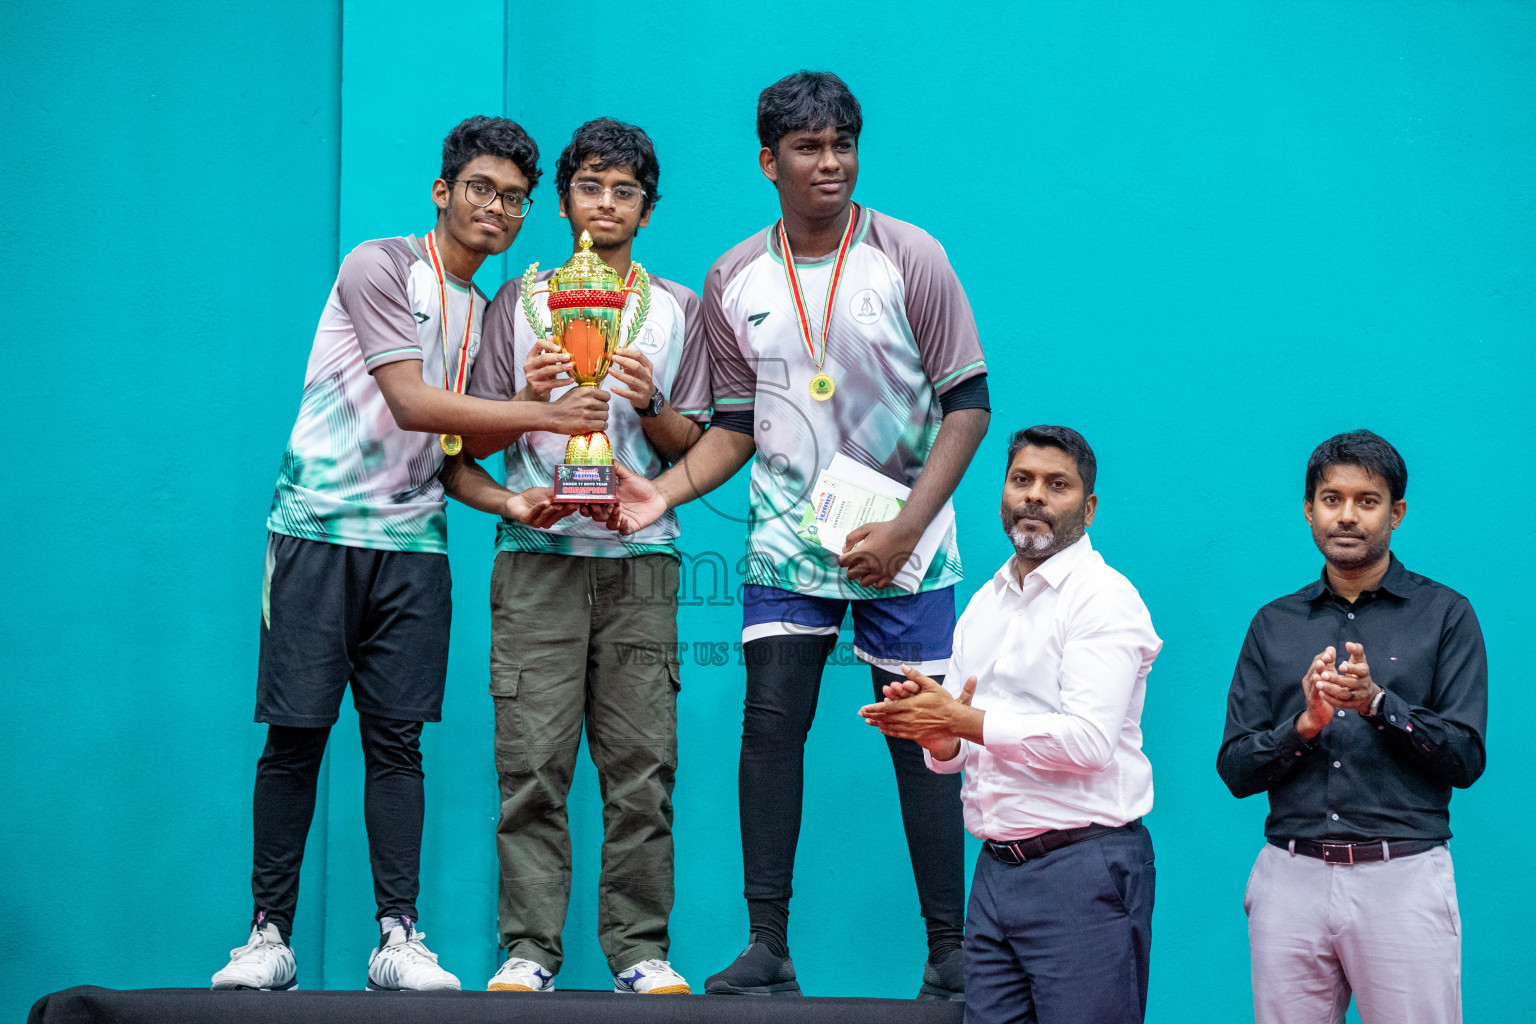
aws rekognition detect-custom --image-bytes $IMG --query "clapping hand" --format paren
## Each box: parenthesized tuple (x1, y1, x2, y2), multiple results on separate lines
(858, 667, 978, 757)
(1317, 642, 1380, 715)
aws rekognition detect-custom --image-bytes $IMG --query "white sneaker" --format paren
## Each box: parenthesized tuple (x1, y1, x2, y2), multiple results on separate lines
(366, 923, 460, 991)
(613, 958, 691, 995)
(487, 956, 556, 992)
(211, 922, 297, 991)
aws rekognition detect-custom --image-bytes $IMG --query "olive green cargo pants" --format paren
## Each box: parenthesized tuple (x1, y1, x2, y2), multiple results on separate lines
(489, 550, 681, 974)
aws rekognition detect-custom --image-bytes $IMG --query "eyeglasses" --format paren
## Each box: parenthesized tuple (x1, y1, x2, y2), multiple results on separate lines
(568, 181, 646, 210)
(447, 179, 533, 218)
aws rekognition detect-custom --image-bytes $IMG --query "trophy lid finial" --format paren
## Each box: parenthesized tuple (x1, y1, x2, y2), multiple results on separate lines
(551, 230, 620, 290)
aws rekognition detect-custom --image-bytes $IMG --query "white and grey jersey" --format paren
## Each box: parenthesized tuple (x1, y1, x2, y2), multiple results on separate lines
(705, 206, 987, 600)
(267, 235, 485, 554)
(469, 267, 711, 558)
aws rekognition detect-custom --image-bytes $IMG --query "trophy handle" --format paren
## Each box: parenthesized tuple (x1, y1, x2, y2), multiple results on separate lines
(519, 264, 551, 341)
(621, 262, 651, 349)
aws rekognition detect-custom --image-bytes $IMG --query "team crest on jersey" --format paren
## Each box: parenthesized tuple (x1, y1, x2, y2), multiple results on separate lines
(850, 288, 883, 324)
(635, 324, 664, 354)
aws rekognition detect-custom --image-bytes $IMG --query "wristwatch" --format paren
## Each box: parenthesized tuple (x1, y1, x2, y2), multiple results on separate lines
(636, 388, 665, 418)
(1368, 689, 1387, 717)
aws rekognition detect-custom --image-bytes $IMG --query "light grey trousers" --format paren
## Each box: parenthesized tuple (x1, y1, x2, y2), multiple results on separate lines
(1244, 842, 1461, 1024)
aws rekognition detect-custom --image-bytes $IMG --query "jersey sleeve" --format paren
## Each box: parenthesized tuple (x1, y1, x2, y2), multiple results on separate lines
(335, 242, 423, 371)
(880, 220, 987, 393)
(703, 257, 757, 415)
(467, 277, 522, 401)
(654, 279, 712, 424)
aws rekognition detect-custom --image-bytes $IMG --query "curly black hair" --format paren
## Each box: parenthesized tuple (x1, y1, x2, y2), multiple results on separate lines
(554, 117, 660, 215)
(439, 115, 541, 188)
(756, 71, 862, 154)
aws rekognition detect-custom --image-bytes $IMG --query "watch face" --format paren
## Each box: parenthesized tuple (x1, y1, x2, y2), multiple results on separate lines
(647, 391, 665, 416)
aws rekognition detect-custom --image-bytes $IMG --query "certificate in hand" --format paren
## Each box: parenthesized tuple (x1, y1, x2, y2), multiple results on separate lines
(796, 453, 957, 593)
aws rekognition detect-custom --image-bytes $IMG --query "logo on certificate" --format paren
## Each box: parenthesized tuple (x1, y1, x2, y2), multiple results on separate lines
(850, 288, 882, 324)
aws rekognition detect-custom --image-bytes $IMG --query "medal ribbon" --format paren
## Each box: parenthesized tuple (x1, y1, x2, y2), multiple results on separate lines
(778, 204, 858, 371)
(423, 231, 475, 394)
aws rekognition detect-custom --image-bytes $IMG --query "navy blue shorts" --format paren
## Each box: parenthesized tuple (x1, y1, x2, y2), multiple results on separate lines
(256, 533, 451, 727)
(741, 583, 955, 675)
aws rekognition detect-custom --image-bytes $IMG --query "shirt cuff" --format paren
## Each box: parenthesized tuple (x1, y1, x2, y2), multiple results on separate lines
(924, 741, 968, 774)
(1273, 717, 1318, 761)
(1368, 689, 1412, 732)
(981, 710, 1028, 763)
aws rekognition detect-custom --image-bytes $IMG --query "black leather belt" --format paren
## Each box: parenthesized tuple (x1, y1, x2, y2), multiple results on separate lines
(983, 821, 1135, 866)
(1268, 837, 1443, 865)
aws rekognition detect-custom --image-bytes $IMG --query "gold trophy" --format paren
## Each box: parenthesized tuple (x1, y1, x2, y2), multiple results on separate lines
(520, 230, 650, 502)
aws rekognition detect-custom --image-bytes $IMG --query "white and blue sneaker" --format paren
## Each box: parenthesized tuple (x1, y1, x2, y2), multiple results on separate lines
(366, 919, 460, 991)
(211, 919, 297, 991)
(614, 958, 691, 995)
(487, 956, 556, 992)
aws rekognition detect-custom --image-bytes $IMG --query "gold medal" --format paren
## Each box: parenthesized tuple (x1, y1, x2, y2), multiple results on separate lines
(779, 208, 858, 409)
(423, 231, 475, 460)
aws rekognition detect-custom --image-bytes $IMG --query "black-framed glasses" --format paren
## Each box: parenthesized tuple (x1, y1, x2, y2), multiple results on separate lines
(568, 181, 646, 210)
(447, 178, 533, 218)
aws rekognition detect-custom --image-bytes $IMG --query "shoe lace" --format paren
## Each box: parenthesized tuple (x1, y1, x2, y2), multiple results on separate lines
(231, 934, 283, 962)
(389, 933, 440, 967)
(632, 959, 675, 975)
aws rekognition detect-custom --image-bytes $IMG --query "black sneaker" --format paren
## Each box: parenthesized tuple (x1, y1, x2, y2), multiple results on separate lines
(916, 947, 965, 1001)
(704, 935, 802, 996)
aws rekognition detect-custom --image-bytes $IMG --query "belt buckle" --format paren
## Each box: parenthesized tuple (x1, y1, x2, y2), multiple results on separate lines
(1319, 842, 1354, 865)
(993, 841, 1026, 865)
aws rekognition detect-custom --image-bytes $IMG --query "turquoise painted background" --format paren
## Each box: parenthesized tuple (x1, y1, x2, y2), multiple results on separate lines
(3, 2, 1532, 1021)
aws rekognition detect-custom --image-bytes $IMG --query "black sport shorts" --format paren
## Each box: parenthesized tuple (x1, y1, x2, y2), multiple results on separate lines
(256, 532, 451, 727)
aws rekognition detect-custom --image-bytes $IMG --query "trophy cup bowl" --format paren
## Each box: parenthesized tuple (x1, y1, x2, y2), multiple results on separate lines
(521, 231, 650, 502)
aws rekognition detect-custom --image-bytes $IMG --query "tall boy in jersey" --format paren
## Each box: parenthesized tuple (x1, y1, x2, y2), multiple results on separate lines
(210, 117, 611, 995)
(464, 118, 711, 997)
(597, 72, 991, 998)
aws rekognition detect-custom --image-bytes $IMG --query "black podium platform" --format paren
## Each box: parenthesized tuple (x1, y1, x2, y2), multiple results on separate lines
(29, 987, 964, 1024)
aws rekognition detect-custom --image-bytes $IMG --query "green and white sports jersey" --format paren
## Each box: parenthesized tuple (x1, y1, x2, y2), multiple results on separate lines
(267, 235, 485, 554)
(469, 267, 711, 558)
(705, 206, 987, 600)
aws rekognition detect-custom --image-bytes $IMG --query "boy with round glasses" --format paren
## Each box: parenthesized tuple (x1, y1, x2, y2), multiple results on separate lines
(210, 116, 609, 994)
(464, 117, 711, 996)
(592, 72, 990, 999)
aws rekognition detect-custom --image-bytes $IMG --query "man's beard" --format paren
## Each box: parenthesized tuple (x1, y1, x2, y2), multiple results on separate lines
(1002, 500, 1087, 562)
(1317, 525, 1392, 572)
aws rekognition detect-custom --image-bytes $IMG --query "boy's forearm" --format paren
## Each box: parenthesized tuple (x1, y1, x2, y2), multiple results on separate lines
(640, 406, 706, 464)
(374, 361, 569, 436)
(654, 427, 756, 508)
(895, 408, 989, 532)
(440, 456, 512, 516)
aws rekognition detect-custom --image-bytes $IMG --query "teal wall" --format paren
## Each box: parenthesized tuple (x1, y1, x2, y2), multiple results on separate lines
(3, 2, 1532, 1021)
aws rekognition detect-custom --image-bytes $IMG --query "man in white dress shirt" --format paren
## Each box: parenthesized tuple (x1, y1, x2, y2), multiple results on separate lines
(860, 425, 1162, 1023)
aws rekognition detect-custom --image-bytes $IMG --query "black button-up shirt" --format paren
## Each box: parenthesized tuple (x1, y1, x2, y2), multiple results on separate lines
(1217, 555, 1487, 841)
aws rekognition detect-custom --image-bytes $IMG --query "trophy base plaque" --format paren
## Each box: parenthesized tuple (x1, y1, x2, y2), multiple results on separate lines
(553, 463, 616, 503)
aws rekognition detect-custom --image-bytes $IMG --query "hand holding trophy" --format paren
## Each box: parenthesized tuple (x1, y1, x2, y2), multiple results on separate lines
(520, 231, 650, 502)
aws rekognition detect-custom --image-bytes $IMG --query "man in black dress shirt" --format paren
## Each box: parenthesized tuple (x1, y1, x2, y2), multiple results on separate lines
(1218, 429, 1486, 1024)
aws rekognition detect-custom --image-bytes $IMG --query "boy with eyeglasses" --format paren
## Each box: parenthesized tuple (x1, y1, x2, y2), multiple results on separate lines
(463, 117, 711, 996)
(210, 116, 610, 994)
(590, 71, 990, 999)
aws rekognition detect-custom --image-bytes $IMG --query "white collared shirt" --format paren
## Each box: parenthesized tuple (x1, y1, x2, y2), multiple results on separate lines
(925, 534, 1161, 840)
